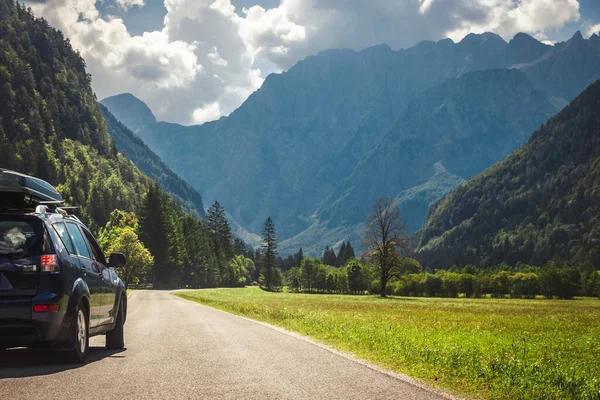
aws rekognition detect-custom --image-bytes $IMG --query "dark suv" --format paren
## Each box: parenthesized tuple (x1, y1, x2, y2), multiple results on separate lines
(0, 169, 127, 362)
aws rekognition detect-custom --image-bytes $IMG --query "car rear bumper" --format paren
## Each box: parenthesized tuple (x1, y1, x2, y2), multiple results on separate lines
(0, 296, 71, 348)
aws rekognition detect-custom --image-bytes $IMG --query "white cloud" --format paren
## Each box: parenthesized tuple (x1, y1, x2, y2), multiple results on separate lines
(25, 0, 581, 124)
(584, 22, 600, 38)
(444, 0, 580, 43)
(114, 0, 145, 10)
(193, 102, 222, 124)
(25, 0, 262, 125)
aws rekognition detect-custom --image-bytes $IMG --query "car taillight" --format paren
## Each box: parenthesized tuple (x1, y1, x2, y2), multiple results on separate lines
(33, 304, 60, 312)
(41, 254, 58, 273)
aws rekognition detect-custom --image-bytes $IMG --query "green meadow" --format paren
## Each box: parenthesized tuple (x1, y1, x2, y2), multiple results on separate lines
(178, 287, 600, 400)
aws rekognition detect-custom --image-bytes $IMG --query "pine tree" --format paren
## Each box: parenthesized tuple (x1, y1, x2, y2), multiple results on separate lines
(336, 241, 356, 267)
(205, 201, 234, 260)
(345, 241, 356, 261)
(323, 245, 336, 266)
(294, 248, 304, 268)
(139, 184, 170, 287)
(336, 242, 347, 267)
(261, 217, 278, 291)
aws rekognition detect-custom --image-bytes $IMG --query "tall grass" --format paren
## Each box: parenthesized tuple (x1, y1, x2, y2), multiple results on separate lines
(178, 287, 600, 400)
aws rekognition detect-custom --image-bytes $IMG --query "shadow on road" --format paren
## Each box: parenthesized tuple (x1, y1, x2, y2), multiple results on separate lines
(0, 346, 126, 379)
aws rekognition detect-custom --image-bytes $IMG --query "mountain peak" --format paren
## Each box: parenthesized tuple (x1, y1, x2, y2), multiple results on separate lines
(101, 93, 157, 133)
(510, 32, 539, 45)
(503, 32, 550, 66)
(457, 32, 507, 54)
(570, 30, 584, 41)
(459, 32, 507, 45)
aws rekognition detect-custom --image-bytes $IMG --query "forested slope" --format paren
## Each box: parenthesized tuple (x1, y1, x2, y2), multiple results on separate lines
(101, 104, 204, 217)
(0, 0, 263, 290)
(417, 79, 600, 269)
(0, 0, 152, 230)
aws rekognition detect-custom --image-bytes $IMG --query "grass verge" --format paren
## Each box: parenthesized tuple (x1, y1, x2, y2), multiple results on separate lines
(177, 287, 600, 400)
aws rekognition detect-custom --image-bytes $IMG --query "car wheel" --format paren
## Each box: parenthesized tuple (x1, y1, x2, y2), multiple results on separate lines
(106, 300, 124, 350)
(67, 300, 89, 363)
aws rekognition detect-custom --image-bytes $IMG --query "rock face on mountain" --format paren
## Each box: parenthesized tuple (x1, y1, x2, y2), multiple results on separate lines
(320, 69, 557, 231)
(417, 79, 600, 269)
(102, 31, 600, 255)
(102, 93, 157, 135)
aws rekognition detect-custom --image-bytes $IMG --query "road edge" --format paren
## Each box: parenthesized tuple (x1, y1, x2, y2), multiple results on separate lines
(172, 291, 463, 400)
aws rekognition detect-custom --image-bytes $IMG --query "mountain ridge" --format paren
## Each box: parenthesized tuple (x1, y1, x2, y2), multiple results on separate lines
(103, 30, 600, 255)
(417, 78, 600, 268)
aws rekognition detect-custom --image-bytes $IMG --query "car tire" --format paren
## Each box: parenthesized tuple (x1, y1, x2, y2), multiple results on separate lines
(106, 300, 124, 350)
(67, 300, 89, 363)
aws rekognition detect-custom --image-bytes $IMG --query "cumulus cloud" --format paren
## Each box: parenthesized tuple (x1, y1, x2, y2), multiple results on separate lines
(25, 0, 262, 125)
(25, 0, 582, 124)
(443, 0, 580, 43)
(584, 22, 600, 38)
(114, 0, 145, 10)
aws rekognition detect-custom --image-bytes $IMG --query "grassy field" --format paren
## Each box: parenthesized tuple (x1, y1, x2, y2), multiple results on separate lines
(178, 287, 600, 400)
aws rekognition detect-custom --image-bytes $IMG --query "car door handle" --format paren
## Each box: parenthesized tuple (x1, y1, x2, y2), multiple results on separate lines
(80, 267, 87, 275)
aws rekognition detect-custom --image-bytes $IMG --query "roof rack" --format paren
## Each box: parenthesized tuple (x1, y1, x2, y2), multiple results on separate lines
(0, 169, 63, 204)
(34, 202, 81, 221)
(0, 170, 79, 218)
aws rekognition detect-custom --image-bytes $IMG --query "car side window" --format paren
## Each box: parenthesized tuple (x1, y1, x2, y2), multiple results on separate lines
(65, 223, 91, 259)
(81, 228, 107, 266)
(53, 222, 76, 255)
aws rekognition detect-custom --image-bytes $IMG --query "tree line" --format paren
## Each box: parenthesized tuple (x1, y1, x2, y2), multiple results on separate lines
(99, 185, 259, 289)
(100, 186, 599, 300)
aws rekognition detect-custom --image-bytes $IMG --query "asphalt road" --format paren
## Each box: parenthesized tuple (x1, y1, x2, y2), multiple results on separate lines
(0, 290, 449, 399)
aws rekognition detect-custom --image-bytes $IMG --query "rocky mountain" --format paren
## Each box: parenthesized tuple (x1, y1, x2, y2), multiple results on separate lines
(320, 69, 558, 230)
(100, 104, 204, 217)
(102, 31, 600, 255)
(417, 79, 600, 269)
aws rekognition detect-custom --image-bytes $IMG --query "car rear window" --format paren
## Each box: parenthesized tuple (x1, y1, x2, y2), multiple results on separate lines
(0, 218, 44, 260)
(53, 222, 76, 255)
(65, 223, 92, 259)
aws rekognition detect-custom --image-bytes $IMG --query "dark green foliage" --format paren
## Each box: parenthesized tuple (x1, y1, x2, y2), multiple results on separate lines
(138, 184, 175, 287)
(418, 79, 600, 270)
(287, 257, 367, 294)
(0, 0, 152, 230)
(335, 241, 355, 267)
(100, 104, 204, 217)
(261, 217, 279, 290)
(138, 185, 253, 289)
(322, 245, 336, 266)
(181, 215, 219, 288)
(346, 259, 367, 294)
(392, 262, 599, 299)
(294, 248, 304, 268)
(205, 201, 233, 259)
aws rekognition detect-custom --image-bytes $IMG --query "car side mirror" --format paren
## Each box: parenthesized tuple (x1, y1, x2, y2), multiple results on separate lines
(108, 252, 127, 268)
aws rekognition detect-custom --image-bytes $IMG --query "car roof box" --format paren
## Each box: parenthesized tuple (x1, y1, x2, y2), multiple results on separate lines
(0, 169, 63, 204)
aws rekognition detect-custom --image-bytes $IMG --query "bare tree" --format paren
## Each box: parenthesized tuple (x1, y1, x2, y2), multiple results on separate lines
(363, 197, 409, 297)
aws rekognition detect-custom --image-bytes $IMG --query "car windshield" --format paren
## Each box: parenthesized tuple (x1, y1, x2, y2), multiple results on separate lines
(0, 218, 44, 260)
